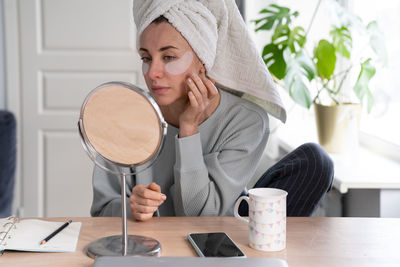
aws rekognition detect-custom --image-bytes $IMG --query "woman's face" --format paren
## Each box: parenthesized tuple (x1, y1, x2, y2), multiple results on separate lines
(139, 22, 204, 107)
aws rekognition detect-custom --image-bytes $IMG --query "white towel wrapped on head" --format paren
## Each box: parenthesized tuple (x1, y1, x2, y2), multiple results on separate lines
(132, 0, 287, 123)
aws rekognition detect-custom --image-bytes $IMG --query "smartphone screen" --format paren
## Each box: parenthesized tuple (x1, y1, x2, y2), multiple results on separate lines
(188, 232, 246, 257)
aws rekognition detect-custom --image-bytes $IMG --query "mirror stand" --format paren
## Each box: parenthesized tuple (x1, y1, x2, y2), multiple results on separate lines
(86, 173, 161, 258)
(79, 82, 167, 259)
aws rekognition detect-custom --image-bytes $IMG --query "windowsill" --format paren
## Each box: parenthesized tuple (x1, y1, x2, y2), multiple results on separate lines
(275, 108, 400, 194)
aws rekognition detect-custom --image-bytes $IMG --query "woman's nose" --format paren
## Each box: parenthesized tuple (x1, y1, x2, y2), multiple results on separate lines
(148, 60, 164, 80)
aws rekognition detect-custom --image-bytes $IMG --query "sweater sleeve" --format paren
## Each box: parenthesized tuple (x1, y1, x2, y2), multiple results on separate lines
(90, 159, 134, 217)
(171, 109, 269, 216)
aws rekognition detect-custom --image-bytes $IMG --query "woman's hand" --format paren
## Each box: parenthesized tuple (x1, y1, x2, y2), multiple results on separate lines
(179, 73, 219, 137)
(129, 182, 166, 221)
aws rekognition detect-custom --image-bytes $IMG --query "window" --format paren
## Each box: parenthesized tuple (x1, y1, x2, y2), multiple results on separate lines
(246, 0, 400, 161)
(350, 0, 400, 154)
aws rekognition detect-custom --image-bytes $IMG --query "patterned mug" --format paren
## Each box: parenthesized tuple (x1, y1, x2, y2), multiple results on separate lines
(234, 188, 287, 251)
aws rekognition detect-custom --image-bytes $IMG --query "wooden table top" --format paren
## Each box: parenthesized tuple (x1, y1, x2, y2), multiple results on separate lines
(2, 216, 400, 267)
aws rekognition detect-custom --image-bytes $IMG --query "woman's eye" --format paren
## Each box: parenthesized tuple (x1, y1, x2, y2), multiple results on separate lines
(164, 56, 176, 61)
(141, 57, 151, 63)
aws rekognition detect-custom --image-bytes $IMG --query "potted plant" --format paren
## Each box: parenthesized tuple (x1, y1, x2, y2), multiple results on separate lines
(253, 0, 386, 153)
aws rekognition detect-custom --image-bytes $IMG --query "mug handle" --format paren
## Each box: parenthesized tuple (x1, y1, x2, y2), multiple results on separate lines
(233, 196, 249, 224)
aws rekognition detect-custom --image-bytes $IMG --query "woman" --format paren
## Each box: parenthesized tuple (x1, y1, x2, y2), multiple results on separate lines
(91, 0, 334, 220)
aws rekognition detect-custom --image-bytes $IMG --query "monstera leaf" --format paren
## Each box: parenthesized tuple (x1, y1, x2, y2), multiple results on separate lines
(263, 24, 307, 79)
(271, 25, 306, 53)
(283, 49, 315, 108)
(262, 43, 286, 79)
(255, 3, 383, 111)
(271, 24, 291, 46)
(367, 21, 388, 66)
(314, 40, 336, 80)
(330, 26, 352, 59)
(253, 4, 298, 31)
(287, 26, 306, 52)
(354, 58, 376, 112)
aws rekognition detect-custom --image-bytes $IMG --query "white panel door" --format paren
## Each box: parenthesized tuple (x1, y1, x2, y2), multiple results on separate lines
(5, 0, 145, 217)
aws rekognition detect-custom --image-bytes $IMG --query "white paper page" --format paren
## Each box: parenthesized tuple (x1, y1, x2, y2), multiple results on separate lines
(5, 219, 81, 252)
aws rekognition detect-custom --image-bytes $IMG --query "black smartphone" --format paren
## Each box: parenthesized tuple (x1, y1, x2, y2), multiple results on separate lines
(187, 232, 246, 258)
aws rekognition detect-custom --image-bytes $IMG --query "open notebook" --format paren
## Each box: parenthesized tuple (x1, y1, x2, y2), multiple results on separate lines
(0, 216, 81, 253)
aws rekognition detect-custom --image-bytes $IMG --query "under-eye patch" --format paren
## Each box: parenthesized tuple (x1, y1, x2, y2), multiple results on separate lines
(165, 51, 193, 75)
(142, 62, 150, 75)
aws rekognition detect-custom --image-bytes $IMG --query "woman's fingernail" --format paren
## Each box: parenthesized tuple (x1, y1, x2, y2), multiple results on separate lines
(187, 78, 192, 84)
(161, 194, 166, 200)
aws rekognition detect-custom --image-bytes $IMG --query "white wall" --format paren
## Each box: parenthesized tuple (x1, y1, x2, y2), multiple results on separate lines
(0, 0, 5, 109)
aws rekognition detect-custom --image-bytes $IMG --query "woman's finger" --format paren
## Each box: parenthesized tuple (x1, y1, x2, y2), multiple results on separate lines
(202, 76, 219, 98)
(187, 78, 202, 105)
(130, 198, 161, 221)
(191, 73, 208, 97)
(130, 194, 163, 207)
(188, 91, 199, 107)
(131, 202, 158, 214)
(132, 209, 154, 221)
(134, 184, 165, 201)
(148, 182, 161, 193)
(147, 182, 166, 201)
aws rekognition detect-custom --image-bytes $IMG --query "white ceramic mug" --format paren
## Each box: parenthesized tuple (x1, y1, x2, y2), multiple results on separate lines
(234, 188, 288, 251)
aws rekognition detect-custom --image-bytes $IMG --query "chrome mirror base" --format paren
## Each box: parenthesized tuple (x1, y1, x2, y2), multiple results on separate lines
(86, 235, 161, 258)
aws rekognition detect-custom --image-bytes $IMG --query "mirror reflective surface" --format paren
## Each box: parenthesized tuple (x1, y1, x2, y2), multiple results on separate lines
(80, 82, 165, 167)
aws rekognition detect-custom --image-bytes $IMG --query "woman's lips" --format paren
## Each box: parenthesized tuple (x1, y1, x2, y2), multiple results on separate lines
(152, 86, 169, 94)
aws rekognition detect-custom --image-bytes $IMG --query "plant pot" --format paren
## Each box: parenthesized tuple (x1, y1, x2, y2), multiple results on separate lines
(314, 103, 361, 154)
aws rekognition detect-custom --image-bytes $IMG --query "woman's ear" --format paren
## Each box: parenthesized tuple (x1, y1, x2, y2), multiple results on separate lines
(199, 64, 206, 75)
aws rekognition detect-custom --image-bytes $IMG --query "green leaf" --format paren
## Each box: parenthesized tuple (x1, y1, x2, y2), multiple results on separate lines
(354, 58, 376, 112)
(253, 4, 296, 32)
(271, 25, 306, 53)
(283, 49, 315, 108)
(288, 26, 306, 52)
(314, 40, 336, 80)
(259, 8, 272, 14)
(297, 52, 316, 81)
(330, 26, 352, 59)
(254, 16, 278, 31)
(262, 43, 287, 79)
(367, 21, 388, 66)
(271, 24, 290, 45)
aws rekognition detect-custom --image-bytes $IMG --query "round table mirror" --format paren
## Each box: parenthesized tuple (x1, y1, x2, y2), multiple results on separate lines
(78, 81, 167, 258)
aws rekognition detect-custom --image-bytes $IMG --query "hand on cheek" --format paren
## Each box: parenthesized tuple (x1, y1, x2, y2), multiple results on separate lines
(178, 72, 219, 137)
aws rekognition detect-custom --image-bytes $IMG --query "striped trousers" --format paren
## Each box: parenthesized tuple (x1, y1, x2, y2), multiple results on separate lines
(239, 143, 334, 217)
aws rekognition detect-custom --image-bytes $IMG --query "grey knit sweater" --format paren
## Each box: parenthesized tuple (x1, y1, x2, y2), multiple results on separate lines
(90, 89, 269, 217)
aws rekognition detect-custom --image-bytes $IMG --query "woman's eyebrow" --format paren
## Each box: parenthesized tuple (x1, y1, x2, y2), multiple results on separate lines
(139, 46, 178, 53)
(159, 45, 178, 51)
